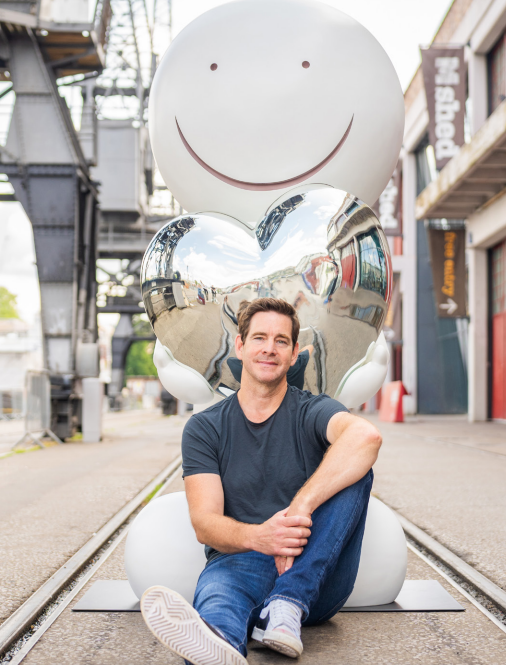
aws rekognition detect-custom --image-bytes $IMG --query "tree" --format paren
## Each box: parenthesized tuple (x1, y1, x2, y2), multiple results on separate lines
(132, 313, 153, 336)
(0, 286, 20, 319)
(124, 340, 157, 377)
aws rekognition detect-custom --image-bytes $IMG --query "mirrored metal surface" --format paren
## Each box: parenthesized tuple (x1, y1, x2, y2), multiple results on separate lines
(141, 188, 392, 397)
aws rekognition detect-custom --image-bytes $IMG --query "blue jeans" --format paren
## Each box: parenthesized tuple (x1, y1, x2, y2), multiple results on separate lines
(191, 470, 373, 659)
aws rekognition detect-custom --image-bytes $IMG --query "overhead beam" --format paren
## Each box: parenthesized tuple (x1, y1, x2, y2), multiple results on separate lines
(93, 85, 146, 97)
(466, 176, 506, 183)
(0, 7, 46, 30)
(441, 197, 485, 206)
(49, 48, 97, 69)
(434, 202, 480, 211)
(99, 304, 145, 314)
(467, 166, 506, 180)
(453, 182, 499, 194)
(0, 8, 98, 35)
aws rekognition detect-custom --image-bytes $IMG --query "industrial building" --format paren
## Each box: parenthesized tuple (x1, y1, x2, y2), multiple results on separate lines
(398, 0, 506, 419)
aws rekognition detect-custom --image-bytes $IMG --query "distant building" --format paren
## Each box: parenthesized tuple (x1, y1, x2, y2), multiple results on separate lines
(124, 376, 161, 410)
(0, 317, 42, 417)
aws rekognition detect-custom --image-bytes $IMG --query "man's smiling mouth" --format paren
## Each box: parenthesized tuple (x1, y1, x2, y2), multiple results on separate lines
(176, 116, 354, 192)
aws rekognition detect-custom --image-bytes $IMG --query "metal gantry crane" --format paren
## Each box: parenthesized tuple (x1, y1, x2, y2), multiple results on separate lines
(0, 0, 175, 436)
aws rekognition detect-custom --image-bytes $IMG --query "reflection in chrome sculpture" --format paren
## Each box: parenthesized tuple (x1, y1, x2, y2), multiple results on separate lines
(141, 188, 392, 398)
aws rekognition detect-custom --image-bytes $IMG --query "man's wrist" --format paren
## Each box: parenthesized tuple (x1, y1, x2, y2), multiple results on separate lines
(289, 493, 315, 516)
(242, 523, 259, 551)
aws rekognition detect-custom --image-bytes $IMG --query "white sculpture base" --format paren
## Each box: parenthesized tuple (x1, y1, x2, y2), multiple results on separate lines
(344, 496, 407, 607)
(125, 492, 407, 607)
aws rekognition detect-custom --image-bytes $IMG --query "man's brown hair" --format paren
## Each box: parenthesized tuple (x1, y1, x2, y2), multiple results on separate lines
(237, 298, 300, 348)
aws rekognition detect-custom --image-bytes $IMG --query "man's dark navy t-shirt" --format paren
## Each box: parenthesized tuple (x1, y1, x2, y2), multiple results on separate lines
(182, 386, 348, 562)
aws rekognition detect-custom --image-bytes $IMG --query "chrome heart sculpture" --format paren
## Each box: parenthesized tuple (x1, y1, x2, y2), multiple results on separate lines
(141, 187, 392, 401)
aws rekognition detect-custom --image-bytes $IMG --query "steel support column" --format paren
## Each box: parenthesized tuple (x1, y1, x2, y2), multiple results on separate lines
(1, 31, 99, 438)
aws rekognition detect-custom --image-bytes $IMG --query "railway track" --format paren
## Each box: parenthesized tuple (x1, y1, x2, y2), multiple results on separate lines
(391, 507, 506, 633)
(0, 455, 183, 664)
(0, 461, 505, 664)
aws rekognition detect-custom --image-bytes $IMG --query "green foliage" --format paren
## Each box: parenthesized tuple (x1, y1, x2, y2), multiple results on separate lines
(0, 286, 20, 319)
(125, 340, 157, 377)
(132, 313, 153, 336)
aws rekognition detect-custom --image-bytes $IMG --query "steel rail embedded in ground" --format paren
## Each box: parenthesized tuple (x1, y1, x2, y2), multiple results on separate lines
(4, 463, 184, 665)
(406, 542, 506, 635)
(0, 454, 182, 658)
(393, 509, 506, 614)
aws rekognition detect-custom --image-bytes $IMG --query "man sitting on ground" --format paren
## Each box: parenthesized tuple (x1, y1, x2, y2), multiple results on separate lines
(141, 297, 382, 664)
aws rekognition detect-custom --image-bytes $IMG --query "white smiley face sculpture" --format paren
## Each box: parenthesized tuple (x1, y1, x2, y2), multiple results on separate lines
(149, 0, 404, 227)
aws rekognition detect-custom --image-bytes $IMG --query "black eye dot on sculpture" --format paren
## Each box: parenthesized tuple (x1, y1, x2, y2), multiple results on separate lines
(302, 61, 310, 68)
(210, 63, 218, 71)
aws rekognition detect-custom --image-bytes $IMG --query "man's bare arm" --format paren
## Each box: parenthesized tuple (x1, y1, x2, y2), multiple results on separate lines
(277, 413, 381, 573)
(184, 473, 311, 557)
(290, 412, 381, 516)
(299, 344, 314, 356)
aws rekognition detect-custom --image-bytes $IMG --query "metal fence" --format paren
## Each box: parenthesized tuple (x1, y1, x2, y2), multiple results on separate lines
(13, 370, 62, 449)
(0, 391, 24, 420)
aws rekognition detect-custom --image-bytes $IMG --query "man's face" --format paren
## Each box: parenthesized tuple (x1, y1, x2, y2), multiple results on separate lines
(236, 311, 299, 385)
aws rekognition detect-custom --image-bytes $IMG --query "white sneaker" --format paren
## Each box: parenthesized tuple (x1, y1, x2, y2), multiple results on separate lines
(252, 599, 303, 658)
(141, 585, 247, 665)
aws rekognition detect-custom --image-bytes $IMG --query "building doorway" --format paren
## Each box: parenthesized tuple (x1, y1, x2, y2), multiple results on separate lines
(492, 240, 506, 419)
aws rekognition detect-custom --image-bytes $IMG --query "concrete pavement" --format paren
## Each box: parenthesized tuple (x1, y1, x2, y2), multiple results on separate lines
(0, 409, 186, 625)
(20, 474, 506, 665)
(0, 419, 24, 454)
(368, 415, 506, 594)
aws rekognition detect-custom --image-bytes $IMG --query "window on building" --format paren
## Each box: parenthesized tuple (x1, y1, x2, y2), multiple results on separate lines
(357, 229, 387, 299)
(488, 31, 506, 115)
(414, 134, 438, 195)
(492, 242, 505, 316)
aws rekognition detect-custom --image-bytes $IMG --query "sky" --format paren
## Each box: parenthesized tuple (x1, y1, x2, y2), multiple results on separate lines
(0, 0, 453, 325)
(0, 204, 41, 324)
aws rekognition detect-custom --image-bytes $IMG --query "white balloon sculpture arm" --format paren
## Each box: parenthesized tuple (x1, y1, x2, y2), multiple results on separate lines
(335, 332, 390, 409)
(153, 339, 215, 405)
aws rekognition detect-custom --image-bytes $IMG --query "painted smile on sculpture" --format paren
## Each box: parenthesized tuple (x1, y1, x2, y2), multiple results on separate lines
(176, 115, 354, 192)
